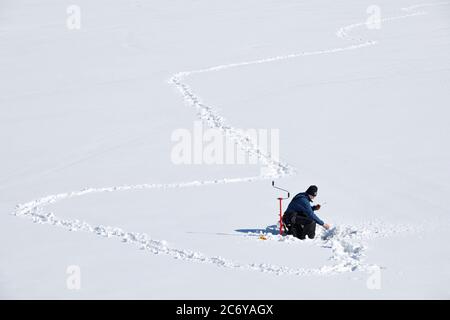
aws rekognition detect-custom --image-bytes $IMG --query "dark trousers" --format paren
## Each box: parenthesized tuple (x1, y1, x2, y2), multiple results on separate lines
(284, 213, 316, 240)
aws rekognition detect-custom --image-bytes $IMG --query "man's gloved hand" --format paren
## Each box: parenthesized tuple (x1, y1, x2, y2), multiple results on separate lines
(323, 223, 331, 230)
(312, 204, 321, 211)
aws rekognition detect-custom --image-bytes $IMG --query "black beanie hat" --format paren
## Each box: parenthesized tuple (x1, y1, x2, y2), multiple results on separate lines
(306, 185, 318, 196)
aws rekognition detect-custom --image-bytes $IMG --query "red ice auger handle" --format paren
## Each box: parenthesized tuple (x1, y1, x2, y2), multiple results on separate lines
(272, 181, 290, 199)
(272, 181, 290, 235)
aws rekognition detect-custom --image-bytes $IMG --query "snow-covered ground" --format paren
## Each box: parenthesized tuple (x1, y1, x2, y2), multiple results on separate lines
(1, 0, 450, 299)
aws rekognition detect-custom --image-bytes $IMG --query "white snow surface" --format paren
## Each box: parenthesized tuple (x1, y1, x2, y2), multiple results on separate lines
(1, 0, 450, 298)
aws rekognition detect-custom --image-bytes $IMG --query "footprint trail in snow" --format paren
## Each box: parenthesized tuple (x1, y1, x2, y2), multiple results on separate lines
(13, 3, 448, 276)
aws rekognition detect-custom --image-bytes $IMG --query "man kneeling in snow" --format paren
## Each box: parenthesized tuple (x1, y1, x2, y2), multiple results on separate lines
(282, 185, 330, 240)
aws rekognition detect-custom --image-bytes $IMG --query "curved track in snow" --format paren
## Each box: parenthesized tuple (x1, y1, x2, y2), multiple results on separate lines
(13, 3, 447, 276)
